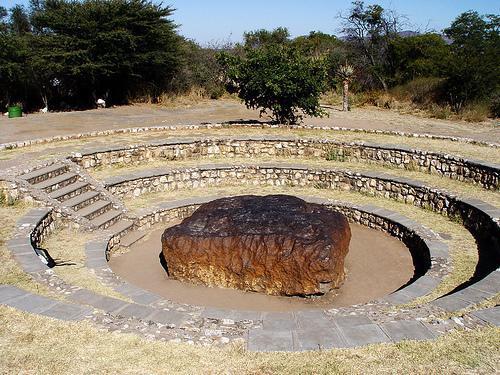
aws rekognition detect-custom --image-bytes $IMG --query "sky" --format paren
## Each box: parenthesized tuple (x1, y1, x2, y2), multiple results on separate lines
(1, 0, 498, 45)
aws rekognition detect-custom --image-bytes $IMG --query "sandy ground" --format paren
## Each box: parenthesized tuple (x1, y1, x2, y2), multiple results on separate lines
(109, 223, 413, 312)
(1, 99, 498, 144)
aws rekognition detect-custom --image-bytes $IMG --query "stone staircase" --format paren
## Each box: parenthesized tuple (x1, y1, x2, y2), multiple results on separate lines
(18, 161, 146, 247)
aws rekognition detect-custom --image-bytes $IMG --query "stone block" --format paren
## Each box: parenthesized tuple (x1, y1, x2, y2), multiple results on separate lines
(294, 327, 346, 350)
(247, 328, 294, 352)
(381, 320, 436, 342)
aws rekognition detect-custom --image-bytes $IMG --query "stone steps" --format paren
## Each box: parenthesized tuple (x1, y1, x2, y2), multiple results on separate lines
(64, 190, 101, 211)
(90, 209, 122, 229)
(19, 163, 68, 184)
(107, 219, 134, 236)
(49, 181, 90, 201)
(76, 199, 112, 220)
(32, 172, 79, 193)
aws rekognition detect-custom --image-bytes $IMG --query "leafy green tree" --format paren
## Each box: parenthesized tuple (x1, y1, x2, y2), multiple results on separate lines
(171, 39, 226, 99)
(9, 5, 30, 35)
(388, 34, 450, 84)
(0, 8, 29, 108)
(0, 6, 8, 32)
(218, 45, 327, 124)
(443, 11, 499, 112)
(29, 0, 181, 107)
(243, 27, 290, 49)
(292, 31, 342, 58)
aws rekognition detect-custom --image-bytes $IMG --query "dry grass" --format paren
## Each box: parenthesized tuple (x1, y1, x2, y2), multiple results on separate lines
(42, 228, 130, 301)
(124, 184, 478, 301)
(0, 305, 497, 374)
(0, 201, 55, 297)
(1, 126, 499, 163)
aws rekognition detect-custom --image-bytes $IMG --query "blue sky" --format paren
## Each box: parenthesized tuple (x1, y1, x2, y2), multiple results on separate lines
(1, 0, 498, 45)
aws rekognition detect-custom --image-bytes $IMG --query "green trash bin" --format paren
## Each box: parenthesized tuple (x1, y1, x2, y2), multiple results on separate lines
(8, 105, 22, 118)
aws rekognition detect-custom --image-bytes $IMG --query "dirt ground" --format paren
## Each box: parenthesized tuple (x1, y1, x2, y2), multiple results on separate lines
(1, 99, 498, 143)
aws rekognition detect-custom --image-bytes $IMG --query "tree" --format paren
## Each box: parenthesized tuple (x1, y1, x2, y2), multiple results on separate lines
(29, 0, 182, 108)
(243, 27, 290, 49)
(218, 44, 328, 124)
(443, 11, 499, 112)
(340, 1, 402, 91)
(292, 31, 342, 59)
(9, 5, 31, 35)
(388, 33, 450, 85)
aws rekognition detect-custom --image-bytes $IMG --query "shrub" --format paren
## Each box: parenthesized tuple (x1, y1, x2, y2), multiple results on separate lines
(218, 45, 328, 124)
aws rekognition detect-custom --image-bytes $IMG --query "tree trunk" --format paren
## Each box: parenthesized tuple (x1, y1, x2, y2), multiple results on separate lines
(342, 80, 349, 111)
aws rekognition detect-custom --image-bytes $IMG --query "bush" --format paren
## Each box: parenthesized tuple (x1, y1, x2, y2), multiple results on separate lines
(218, 45, 328, 124)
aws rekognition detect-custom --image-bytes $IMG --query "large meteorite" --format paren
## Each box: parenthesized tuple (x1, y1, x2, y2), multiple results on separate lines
(161, 195, 351, 296)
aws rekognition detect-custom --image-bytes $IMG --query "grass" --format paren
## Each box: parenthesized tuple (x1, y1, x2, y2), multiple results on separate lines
(90, 155, 500, 208)
(41, 228, 130, 301)
(0, 305, 498, 374)
(123, 184, 479, 302)
(0, 201, 55, 298)
(1, 126, 499, 163)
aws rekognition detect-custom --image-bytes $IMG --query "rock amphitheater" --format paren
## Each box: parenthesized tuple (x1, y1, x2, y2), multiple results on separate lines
(0, 121, 498, 354)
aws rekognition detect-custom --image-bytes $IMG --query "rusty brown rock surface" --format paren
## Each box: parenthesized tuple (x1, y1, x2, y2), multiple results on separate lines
(161, 195, 351, 296)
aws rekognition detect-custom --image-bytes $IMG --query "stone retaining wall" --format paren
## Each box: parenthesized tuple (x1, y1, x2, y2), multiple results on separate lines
(73, 138, 499, 189)
(30, 209, 57, 247)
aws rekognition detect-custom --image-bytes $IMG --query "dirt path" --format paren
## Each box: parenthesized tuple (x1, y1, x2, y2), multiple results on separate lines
(1, 99, 498, 144)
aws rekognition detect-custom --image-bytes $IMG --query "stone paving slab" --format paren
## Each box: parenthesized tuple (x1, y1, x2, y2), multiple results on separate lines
(472, 271, 500, 294)
(471, 306, 500, 326)
(87, 295, 129, 313)
(7, 242, 34, 256)
(334, 315, 373, 326)
(294, 327, 346, 350)
(41, 302, 93, 321)
(431, 295, 471, 312)
(397, 275, 439, 298)
(383, 289, 415, 305)
(247, 328, 294, 352)
(0, 286, 92, 321)
(5, 294, 59, 314)
(295, 310, 335, 330)
(0, 285, 30, 302)
(425, 240, 449, 259)
(127, 291, 162, 306)
(452, 287, 496, 304)
(7, 237, 33, 249)
(380, 320, 436, 341)
(13, 253, 47, 273)
(336, 322, 391, 347)
(114, 303, 157, 320)
(262, 312, 298, 330)
(85, 257, 108, 269)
